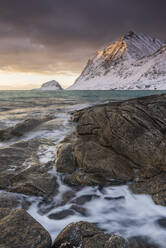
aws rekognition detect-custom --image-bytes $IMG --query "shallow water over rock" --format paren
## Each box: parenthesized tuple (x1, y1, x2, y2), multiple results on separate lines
(0, 90, 166, 247)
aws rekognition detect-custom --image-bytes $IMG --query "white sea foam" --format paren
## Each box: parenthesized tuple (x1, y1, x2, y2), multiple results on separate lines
(26, 182, 166, 247)
(37, 145, 56, 164)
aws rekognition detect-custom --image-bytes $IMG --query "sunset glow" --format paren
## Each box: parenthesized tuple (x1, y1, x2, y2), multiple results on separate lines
(0, 71, 79, 90)
(0, 1, 165, 90)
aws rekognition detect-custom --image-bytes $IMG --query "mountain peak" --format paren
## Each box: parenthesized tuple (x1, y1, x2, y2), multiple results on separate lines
(100, 31, 164, 61)
(68, 31, 166, 90)
(91, 31, 164, 64)
(124, 30, 135, 39)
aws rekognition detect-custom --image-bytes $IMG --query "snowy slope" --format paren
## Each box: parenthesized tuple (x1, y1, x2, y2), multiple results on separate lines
(68, 31, 166, 90)
(38, 80, 63, 91)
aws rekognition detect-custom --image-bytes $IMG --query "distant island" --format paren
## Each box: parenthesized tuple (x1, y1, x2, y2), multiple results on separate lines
(33, 80, 63, 91)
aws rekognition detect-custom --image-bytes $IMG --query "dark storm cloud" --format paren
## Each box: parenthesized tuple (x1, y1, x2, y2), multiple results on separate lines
(0, 0, 165, 74)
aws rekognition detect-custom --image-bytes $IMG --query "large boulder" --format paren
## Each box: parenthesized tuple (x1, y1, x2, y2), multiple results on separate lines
(53, 221, 158, 248)
(0, 208, 51, 248)
(56, 94, 166, 205)
(54, 221, 110, 248)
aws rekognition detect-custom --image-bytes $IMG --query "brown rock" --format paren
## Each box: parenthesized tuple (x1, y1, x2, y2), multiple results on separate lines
(74, 138, 135, 180)
(130, 173, 166, 206)
(56, 142, 77, 173)
(0, 208, 51, 248)
(105, 235, 126, 248)
(63, 172, 108, 186)
(54, 221, 160, 248)
(54, 221, 110, 248)
(56, 94, 166, 206)
(0, 192, 21, 209)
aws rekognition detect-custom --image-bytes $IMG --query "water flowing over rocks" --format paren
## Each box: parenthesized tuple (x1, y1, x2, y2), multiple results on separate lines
(1, 91, 166, 248)
(0, 116, 53, 141)
(56, 93, 166, 206)
(0, 138, 58, 197)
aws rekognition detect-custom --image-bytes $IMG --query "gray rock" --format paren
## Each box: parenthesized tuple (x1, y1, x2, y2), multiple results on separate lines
(0, 138, 58, 198)
(56, 142, 77, 173)
(0, 116, 53, 141)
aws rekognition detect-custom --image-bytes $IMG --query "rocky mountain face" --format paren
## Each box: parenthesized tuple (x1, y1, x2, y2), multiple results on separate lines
(69, 31, 166, 90)
(39, 80, 63, 91)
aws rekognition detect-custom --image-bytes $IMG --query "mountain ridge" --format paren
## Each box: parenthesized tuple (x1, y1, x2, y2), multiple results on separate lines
(68, 31, 166, 90)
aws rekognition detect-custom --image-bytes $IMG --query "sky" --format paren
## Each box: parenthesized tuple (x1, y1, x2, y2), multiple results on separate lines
(0, 0, 165, 90)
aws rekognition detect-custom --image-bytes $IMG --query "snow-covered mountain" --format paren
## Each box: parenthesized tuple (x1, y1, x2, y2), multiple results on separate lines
(68, 31, 166, 90)
(37, 80, 63, 91)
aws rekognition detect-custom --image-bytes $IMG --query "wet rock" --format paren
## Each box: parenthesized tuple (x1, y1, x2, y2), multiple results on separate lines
(57, 94, 166, 206)
(63, 172, 108, 186)
(105, 235, 126, 248)
(0, 138, 58, 197)
(9, 164, 58, 197)
(0, 208, 51, 248)
(0, 138, 53, 173)
(127, 236, 159, 248)
(37, 190, 76, 215)
(56, 142, 77, 173)
(54, 222, 159, 248)
(0, 192, 21, 209)
(61, 191, 76, 205)
(130, 173, 166, 195)
(70, 204, 88, 216)
(157, 217, 166, 228)
(54, 221, 110, 248)
(71, 194, 99, 205)
(153, 191, 166, 206)
(74, 139, 134, 180)
(49, 209, 74, 220)
(104, 196, 125, 201)
(0, 191, 32, 211)
(0, 116, 53, 141)
(130, 173, 166, 206)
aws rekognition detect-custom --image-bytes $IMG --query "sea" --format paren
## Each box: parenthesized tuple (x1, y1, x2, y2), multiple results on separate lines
(0, 90, 166, 247)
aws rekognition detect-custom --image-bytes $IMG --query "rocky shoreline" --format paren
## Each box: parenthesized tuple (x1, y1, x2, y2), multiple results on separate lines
(57, 93, 166, 206)
(0, 93, 166, 247)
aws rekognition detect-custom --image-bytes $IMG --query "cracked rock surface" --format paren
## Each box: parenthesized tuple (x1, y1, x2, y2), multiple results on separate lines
(56, 94, 166, 206)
